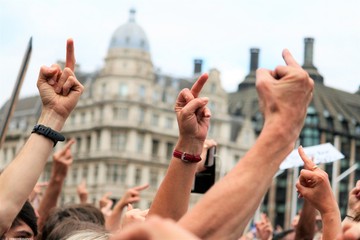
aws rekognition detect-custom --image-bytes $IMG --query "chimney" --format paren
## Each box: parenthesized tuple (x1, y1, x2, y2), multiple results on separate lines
(194, 59, 203, 75)
(304, 38, 314, 67)
(249, 48, 260, 72)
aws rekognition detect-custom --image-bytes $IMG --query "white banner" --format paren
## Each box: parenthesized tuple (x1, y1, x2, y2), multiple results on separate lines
(279, 143, 345, 170)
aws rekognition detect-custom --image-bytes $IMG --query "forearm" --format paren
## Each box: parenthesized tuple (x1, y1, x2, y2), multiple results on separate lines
(295, 200, 316, 240)
(37, 174, 65, 231)
(106, 200, 127, 231)
(0, 110, 64, 234)
(321, 210, 341, 240)
(148, 157, 197, 220)
(178, 126, 296, 239)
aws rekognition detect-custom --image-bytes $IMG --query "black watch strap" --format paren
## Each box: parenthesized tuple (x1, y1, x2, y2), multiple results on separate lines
(31, 124, 65, 147)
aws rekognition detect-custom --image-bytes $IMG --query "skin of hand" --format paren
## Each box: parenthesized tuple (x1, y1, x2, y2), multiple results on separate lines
(178, 50, 314, 240)
(296, 146, 337, 214)
(77, 179, 89, 204)
(52, 139, 75, 181)
(346, 180, 360, 219)
(174, 73, 211, 155)
(119, 183, 149, 206)
(29, 182, 48, 203)
(106, 184, 149, 231)
(37, 38, 84, 131)
(337, 222, 360, 240)
(296, 146, 341, 240)
(255, 213, 273, 240)
(120, 204, 149, 229)
(99, 192, 114, 218)
(256, 49, 314, 142)
(196, 139, 217, 173)
(110, 216, 200, 240)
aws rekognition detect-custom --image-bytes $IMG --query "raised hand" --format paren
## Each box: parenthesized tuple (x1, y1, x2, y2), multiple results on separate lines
(99, 192, 113, 217)
(296, 146, 341, 240)
(196, 139, 217, 173)
(77, 179, 89, 204)
(255, 213, 273, 240)
(52, 139, 75, 180)
(174, 73, 211, 155)
(296, 146, 335, 214)
(120, 183, 149, 205)
(347, 180, 360, 220)
(256, 49, 314, 140)
(37, 39, 84, 130)
(121, 204, 149, 229)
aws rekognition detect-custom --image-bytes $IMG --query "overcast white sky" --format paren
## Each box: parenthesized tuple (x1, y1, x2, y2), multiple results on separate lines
(1, 0, 360, 107)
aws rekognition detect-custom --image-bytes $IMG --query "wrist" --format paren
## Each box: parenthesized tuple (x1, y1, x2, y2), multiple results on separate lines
(38, 109, 66, 131)
(175, 137, 204, 156)
(263, 116, 302, 144)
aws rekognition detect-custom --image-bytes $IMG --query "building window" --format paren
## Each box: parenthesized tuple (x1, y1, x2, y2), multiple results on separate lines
(94, 164, 99, 182)
(166, 142, 174, 160)
(301, 127, 320, 147)
(151, 139, 159, 157)
(135, 167, 142, 185)
(112, 164, 119, 183)
(86, 135, 91, 152)
(81, 112, 86, 124)
(70, 114, 76, 125)
(96, 130, 101, 150)
(165, 117, 173, 129)
(111, 131, 127, 151)
(210, 83, 216, 94)
(19, 119, 27, 130)
(209, 101, 216, 112)
(139, 107, 145, 123)
(120, 165, 127, 182)
(137, 133, 145, 152)
(152, 91, 160, 102)
(72, 167, 78, 184)
(150, 169, 158, 188)
(82, 166, 88, 181)
(356, 124, 360, 135)
(139, 85, 146, 98)
(113, 107, 128, 120)
(101, 83, 106, 95)
(119, 83, 128, 97)
(76, 137, 82, 153)
(151, 114, 159, 126)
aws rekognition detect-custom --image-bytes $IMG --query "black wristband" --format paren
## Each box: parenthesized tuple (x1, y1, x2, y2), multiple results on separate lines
(31, 124, 65, 147)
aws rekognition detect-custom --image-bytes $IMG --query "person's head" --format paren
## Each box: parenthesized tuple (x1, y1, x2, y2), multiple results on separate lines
(63, 229, 110, 240)
(40, 203, 105, 240)
(46, 219, 108, 240)
(3, 200, 38, 239)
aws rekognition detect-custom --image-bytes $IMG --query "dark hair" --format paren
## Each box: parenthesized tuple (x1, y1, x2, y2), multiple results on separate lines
(46, 219, 107, 240)
(39, 203, 105, 240)
(11, 200, 38, 236)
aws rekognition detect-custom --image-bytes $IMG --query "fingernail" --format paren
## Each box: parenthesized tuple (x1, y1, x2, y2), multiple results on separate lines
(48, 79, 55, 85)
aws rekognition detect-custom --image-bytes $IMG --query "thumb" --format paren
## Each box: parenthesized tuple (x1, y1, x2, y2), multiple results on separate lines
(127, 203, 133, 211)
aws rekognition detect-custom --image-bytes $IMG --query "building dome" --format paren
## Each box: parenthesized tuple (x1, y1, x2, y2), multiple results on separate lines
(109, 9, 150, 52)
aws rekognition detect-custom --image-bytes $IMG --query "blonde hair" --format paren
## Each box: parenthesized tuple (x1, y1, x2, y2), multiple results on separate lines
(62, 230, 111, 240)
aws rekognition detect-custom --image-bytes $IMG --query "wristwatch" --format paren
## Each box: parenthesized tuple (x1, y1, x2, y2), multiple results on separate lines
(32, 124, 65, 147)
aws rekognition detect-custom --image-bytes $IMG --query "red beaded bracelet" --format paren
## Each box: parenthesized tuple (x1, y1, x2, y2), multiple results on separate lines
(173, 150, 202, 163)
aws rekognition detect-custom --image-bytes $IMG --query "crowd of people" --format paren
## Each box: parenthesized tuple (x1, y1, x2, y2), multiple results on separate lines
(1, 38, 360, 239)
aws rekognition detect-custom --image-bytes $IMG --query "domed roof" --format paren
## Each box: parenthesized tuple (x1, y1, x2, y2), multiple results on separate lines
(109, 9, 150, 52)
